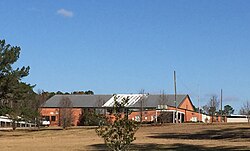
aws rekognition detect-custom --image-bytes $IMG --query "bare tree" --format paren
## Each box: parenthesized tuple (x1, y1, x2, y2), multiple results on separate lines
(95, 96, 106, 115)
(240, 101, 250, 123)
(157, 91, 171, 124)
(158, 91, 168, 106)
(203, 96, 219, 123)
(139, 89, 146, 123)
(59, 96, 73, 129)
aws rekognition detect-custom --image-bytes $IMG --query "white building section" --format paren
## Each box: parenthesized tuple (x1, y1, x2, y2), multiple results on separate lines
(102, 94, 147, 107)
(0, 116, 12, 123)
(0, 116, 36, 128)
(227, 115, 248, 123)
(202, 114, 211, 123)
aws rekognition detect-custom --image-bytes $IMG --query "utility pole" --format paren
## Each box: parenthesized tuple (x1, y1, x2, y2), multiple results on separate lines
(140, 89, 144, 124)
(220, 89, 223, 122)
(174, 71, 177, 123)
(198, 95, 200, 123)
(212, 96, 215, 123)
(198, 85, 200, 123)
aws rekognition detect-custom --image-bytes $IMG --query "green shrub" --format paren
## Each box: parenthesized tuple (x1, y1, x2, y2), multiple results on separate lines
(96, 96, 139, 151)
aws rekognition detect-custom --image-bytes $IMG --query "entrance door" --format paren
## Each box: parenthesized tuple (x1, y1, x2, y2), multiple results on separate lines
(181, 113, 185, 123)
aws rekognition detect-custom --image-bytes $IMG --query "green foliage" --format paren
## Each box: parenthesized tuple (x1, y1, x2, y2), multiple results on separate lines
(84, 90, 94, 95)
(223, 105, 234, 115)
(96, 97, 139, 151)
(0, 106, 12, 115)
(96, 117, 138, 151)
(56, 91, 64, 95)
(0, 39, 35, 129)
(37, 91, 55, 100)
(72, 90, 94, 95)
(78, 110, 108, 126)
(53, 90, 94, 95)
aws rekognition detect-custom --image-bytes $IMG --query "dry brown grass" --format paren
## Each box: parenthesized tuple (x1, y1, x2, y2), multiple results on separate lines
(0, 123, 250, 150)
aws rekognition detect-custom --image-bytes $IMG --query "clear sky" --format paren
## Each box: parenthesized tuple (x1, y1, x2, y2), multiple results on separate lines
(1, 0, 250, 112)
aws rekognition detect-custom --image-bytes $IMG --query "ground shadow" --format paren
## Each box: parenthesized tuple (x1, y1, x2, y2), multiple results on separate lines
(0, 127, 65, 138)
(148, 127, 250, 140)
(86, 127, 250, 150)
(87, 143, 249, 151)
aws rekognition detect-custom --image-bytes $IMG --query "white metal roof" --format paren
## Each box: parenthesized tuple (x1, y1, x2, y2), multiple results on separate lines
(102, 94, 147, 107)
(0, 116, 12, 122)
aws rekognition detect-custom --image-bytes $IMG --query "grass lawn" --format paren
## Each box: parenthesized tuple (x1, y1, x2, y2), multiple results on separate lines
(0, 123, 250, 151)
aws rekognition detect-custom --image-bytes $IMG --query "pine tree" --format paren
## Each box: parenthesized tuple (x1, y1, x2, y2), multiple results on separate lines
(0, 39, 35, 130)
(96, 96, 139, 151)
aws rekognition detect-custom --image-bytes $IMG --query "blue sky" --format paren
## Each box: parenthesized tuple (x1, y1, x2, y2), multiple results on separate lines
(1, 0, 250, 112)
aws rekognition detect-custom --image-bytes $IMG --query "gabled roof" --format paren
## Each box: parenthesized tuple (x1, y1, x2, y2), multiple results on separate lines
(178, 95, 195, 110)
(131, 94, 188, 108)
(41, 94, 190, 109)
(41, 95, 113, 108)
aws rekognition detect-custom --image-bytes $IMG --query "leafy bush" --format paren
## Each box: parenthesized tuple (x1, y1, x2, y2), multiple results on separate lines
(96, 96, 139, 151)
(78, 111, 108, 126)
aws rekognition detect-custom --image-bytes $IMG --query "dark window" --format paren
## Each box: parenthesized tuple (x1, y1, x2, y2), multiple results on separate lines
(51, 116, 56, 121)
(1, 121, 5, 127)
(44, 116, 50, 121)
(227, 116, 247, 118)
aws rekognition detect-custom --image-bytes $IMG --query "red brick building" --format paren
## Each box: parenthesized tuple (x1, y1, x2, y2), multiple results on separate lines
(40, 94, 221, 126)
(124, 94, 206, 123)
(40, 95, 112, 126)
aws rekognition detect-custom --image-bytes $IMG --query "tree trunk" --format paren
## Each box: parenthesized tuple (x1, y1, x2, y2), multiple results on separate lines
(12, 120, 16, 130)
(63, 117, 66, 129)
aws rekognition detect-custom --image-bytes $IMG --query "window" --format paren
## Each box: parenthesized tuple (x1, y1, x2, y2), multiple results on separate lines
(44, 116, 50, 121)
(51, 116, 56, 121)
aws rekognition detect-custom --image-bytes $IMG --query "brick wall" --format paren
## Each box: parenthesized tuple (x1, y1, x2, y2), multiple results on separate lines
(40, 108, 82, 126)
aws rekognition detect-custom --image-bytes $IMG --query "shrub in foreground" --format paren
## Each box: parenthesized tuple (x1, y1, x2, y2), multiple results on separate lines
(96, 96, 139, 151)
